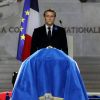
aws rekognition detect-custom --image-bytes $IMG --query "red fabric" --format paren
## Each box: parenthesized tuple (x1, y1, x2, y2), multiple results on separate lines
(22, 34, 32, 61)
(0, 91, 12, 100)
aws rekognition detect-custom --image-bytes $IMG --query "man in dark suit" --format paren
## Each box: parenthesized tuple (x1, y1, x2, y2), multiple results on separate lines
(30, 9, 68, 55)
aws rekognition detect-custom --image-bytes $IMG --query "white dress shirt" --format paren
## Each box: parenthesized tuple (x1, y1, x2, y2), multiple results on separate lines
(45, 25, 53, 36)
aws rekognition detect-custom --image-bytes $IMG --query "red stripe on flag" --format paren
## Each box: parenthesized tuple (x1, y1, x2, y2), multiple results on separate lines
(22, 34, 32, 61)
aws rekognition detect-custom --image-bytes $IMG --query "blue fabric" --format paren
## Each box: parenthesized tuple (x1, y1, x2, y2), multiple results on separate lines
(12, 48, 88, 100)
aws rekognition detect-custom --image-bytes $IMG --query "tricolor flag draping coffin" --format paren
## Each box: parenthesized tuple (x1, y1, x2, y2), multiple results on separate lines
(17, 0, 40, 61)
(12, 48, 88, 100)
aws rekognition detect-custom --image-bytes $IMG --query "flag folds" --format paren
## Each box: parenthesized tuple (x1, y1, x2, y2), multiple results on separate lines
(17, 0, 40, 61)
(12, 48, 88, 100)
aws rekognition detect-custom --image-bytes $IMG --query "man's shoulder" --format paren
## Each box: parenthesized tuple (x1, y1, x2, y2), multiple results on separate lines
(34, 25, 45, 31)
(34, 25, 65, 30)
(53, 25, 65, 30)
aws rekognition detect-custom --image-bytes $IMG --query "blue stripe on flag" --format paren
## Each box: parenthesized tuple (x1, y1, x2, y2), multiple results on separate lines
(30, 0, 39, 12)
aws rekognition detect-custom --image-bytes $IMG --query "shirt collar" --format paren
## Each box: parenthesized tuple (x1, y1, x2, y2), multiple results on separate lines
(45, 25, 53, 30)
(45, 24, 53, 35)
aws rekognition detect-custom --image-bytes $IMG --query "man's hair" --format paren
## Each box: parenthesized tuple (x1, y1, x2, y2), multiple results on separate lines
(43, 9, 56, 17)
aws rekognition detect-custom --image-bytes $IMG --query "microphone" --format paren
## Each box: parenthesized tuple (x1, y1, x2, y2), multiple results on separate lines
(59, 20, 63, 26)
(59, 19, 66, 33)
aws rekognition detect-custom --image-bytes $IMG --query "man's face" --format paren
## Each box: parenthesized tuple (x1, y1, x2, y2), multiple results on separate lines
(44, 11, 56, 26)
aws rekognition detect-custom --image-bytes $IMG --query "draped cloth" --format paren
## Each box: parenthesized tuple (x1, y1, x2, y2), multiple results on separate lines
(12, 48, 88, 100)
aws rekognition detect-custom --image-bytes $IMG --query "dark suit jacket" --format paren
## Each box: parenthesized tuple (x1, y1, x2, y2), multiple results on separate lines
(30, 24, 68, 54)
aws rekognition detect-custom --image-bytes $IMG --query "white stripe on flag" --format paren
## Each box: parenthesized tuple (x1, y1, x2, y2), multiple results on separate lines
(26, 8, 40, 36)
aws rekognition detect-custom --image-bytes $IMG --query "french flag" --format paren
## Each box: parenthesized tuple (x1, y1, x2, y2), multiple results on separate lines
(17, 0, 40, 61)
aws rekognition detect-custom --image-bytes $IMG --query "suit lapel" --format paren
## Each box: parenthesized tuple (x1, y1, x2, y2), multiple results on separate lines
(52, 24, 58, 37)
(42, 25, 48, 37)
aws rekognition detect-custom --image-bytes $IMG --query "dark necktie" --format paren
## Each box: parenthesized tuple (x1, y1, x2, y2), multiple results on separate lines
(48, 27, 51, 39)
